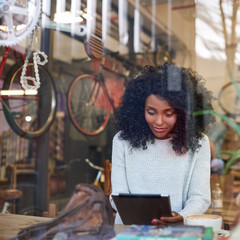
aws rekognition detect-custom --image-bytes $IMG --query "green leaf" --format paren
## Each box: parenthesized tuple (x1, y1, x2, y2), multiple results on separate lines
(193, 109, 240, 176)
(223, 150, 240, 176)
(193, 110, 240, 134)
(217, 150, 236, 155)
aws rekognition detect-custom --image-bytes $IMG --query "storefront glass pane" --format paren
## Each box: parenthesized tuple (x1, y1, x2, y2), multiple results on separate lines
(0, 0, 240, 236)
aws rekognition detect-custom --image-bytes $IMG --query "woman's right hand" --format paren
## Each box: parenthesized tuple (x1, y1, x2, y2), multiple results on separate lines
(151, 211, 183, 226)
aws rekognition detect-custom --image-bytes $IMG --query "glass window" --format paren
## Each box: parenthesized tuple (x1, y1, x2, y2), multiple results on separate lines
(0, 0, 240, 234)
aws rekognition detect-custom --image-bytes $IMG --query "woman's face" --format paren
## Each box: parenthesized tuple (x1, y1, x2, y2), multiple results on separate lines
(145, 94, 177, 140)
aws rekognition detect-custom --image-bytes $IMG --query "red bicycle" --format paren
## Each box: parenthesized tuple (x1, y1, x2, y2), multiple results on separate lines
(67, 52, 130, 136)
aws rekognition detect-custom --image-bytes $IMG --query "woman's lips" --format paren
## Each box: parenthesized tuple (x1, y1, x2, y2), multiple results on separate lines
(153, 127, 166, 133)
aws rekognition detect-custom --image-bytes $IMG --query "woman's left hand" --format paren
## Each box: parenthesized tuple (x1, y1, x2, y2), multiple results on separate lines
(151, 211, 183, 225)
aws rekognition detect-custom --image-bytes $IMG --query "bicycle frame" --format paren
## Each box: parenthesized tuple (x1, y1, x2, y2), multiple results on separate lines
(97, 60, 118, 113)
(0, 46, 25, 79)
(94, 54, 128, 113)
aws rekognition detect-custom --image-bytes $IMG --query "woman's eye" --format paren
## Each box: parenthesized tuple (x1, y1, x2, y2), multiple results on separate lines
(147, 111, 155, 115)
(165, 112, 175, 117)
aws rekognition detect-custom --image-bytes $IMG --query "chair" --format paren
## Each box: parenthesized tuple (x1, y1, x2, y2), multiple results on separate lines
(10, 164, 35, 189)
(104, 159, 112, 196)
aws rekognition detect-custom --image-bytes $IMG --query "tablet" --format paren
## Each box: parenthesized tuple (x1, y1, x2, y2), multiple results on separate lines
(112, 193, 172, 225)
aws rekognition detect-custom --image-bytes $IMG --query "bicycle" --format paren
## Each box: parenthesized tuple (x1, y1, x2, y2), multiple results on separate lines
(67, 53, 128, 136)
(51, 157, 110, 194)
(82, 158, 111, 196)
(0, 45, 57, 139)
(85, 158, 105, 191)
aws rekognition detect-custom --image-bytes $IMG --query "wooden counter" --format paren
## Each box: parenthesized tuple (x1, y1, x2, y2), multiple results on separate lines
(0, 213, 50, 240)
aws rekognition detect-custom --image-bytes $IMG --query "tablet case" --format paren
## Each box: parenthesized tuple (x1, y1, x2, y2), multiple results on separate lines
(112, 193, 172, 225)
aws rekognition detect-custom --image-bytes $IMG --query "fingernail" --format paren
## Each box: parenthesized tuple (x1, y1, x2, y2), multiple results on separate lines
(151, 220, 157, 224)
(160, 217, 164, 221)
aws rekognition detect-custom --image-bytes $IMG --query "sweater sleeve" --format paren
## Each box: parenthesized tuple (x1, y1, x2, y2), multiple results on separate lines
(179, 135, 211, 220)
(109, 133, 130, 211)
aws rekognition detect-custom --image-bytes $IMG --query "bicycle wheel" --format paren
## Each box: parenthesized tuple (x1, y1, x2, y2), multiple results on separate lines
(67, 74, 110, 135)
(19, 206, 43, 216)
(2, 62, 57, 139)
(218, 81, 240, 118)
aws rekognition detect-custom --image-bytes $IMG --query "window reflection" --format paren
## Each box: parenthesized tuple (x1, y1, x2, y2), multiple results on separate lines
(0, 2, 240, 230)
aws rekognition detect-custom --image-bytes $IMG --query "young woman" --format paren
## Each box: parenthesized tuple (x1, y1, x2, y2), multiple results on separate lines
(110, 63, 215, 225)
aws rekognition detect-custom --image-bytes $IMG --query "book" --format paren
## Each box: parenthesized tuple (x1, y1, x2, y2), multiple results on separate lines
(115, 224, 213, 240)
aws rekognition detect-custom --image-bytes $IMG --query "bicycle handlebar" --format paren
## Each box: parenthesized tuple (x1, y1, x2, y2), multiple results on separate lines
(85, 158, 104, 171)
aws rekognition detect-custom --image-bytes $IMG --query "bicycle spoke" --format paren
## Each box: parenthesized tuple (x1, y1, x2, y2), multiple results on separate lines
(4, 12, 14, 33)
(11, 6, 28, 16)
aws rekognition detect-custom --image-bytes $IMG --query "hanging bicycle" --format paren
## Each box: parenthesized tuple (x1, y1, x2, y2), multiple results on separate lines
(67, 55, 128, 136)
(0, 44, 57, 139)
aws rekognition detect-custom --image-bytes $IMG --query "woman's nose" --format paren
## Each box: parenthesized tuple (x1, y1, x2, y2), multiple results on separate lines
(155, 115, 163, 125)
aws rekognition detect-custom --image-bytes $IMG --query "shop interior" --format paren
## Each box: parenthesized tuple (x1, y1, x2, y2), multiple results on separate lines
(0, 0, 240, 229)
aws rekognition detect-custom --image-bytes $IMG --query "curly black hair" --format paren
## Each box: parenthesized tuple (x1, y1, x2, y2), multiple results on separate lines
(114, 63, 215, 154)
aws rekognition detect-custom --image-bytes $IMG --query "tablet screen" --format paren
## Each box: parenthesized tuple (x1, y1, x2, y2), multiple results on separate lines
(112, 193, 172, 225)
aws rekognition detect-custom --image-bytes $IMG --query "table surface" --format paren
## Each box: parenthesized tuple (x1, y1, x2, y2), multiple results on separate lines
(0, 212, 234, 240)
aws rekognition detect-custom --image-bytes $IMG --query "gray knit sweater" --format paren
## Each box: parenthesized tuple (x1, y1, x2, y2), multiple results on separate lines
(110, 132, 211, 224)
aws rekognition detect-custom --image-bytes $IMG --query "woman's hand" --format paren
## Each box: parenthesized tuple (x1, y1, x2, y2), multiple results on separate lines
(151, 211, 183, 225)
